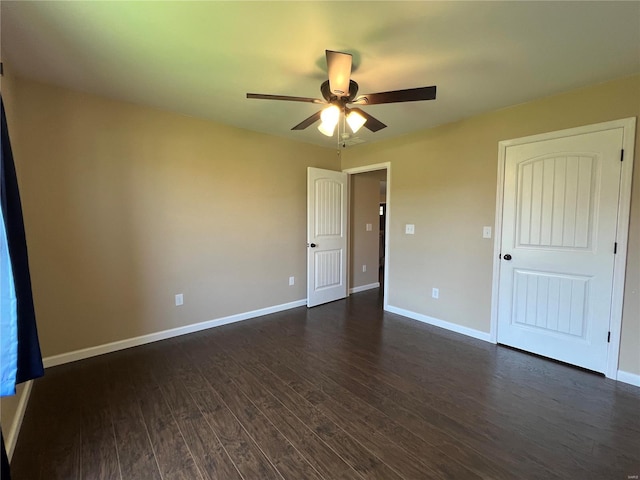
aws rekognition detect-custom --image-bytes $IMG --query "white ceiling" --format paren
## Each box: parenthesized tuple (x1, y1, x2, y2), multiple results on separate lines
(1, 1, 639, 148)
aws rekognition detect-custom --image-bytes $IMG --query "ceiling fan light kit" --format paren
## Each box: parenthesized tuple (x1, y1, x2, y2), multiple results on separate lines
(247, 50, 437, 140)
(318, 121, 336, 137)
(346, 110, 366, 133)
(317, 104, 339, 136)
(320, 104, 340, 124)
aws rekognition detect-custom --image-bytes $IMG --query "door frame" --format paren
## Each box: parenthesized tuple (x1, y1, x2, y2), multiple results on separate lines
(489, 117, 636, 380)
(343, 162, 391, 310)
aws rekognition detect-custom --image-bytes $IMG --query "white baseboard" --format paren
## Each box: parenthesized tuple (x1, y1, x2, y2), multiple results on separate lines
(385, 305, 492, 343)
(6, 380, 33, 461)
(617, 370, 640, 387)
(43, 299, 307, 368)
(349, 282, 380, 294)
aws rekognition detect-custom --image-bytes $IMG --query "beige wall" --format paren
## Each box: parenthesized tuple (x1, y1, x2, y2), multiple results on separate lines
(350, 170, 385, 289)
(342, 74, 640, 375)
(3, 72, 638, 379)
(5, 76, 338, 358)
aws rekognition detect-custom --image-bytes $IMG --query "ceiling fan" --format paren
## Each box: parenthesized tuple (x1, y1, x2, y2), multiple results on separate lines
(247, 50, 437, 137)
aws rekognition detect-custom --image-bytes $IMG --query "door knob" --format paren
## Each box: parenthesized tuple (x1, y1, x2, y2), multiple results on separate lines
(503, 254, 512, 261)
(309, 243, 317, 248)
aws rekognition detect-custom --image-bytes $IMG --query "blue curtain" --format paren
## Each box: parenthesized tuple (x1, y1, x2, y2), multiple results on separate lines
(1, 96, 44, 477)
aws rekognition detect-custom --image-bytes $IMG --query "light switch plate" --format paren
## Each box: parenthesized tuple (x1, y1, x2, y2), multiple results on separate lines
(483, 226, 492, 238)
(366, 223, 372, 231)
(405, 224, 415, 235)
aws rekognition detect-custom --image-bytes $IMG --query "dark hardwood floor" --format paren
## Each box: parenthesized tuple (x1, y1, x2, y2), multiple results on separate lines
(11, 289, 640, 479)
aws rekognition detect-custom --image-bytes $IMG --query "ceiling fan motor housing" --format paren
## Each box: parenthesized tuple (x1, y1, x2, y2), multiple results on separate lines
(321, 80, 359, 105)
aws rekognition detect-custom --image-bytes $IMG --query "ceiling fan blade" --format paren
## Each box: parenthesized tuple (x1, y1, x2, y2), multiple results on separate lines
(291, 111, 322, 130)
(347, 107, 387, 132)
(353, 85, 437, 105)
(247, 93, 324, 104)
(326, 50, 352, 96)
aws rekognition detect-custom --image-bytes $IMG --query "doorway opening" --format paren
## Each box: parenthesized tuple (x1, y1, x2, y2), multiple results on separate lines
(344, 163, 390, 309)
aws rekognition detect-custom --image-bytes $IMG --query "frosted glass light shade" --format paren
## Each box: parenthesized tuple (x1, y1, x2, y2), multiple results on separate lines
(320, 105, 340, 125)
(318, 121, 336, 136)
(346, 110, 366, 133)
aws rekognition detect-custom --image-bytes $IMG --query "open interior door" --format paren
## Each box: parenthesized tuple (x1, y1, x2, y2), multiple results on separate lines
(307, 167, 348, 307)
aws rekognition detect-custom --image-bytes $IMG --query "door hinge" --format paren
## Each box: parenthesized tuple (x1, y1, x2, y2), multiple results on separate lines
(620, 149, 624, 162)
(607, 331, 611, 343)
(614, 242, 617, 254)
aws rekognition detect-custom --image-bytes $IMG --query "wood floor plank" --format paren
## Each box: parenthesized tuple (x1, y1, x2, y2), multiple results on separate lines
(230, 350, 405, 480)
(311, 329, 604, 476)
(10, 290, 640, 480)
(299, 348, 517, 479)
(147, 346, 251, 480)
(10, 363, 83, 480)
(225, 315, 582, 479)
(77, 362, 121, 480)
(202, 350, 365, 480)
(189, 389, 283, 480)
(106, 358, 163, 480)
(204, 324, 494, 479)
(241, 342, 472, 480)
(265, 306, 601, 478)
(195, 356, 325, 480)
(125, 356, 204, 480)
(147, 341, 277, 480)
(261, 322, 572, 479)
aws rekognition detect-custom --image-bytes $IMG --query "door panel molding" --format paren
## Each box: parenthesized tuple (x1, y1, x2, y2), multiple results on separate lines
(490, 117, 636, 379)
(307, 167, 348, 308)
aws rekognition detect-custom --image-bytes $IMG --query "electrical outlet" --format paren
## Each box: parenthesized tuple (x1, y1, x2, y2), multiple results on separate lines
(362, 265, 367, 273)
(289, 276, 295, 286)
(432, 288, 439, 299)
(175, 293, 184, 306)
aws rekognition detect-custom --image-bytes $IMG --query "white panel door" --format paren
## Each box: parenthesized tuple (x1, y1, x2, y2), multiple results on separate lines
(497, 127, 623, 373)
(307, 167, 348, 308)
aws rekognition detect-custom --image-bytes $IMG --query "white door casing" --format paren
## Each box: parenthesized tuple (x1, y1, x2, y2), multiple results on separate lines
(492, 118, 636, 377)
(307, 167, 348, 308)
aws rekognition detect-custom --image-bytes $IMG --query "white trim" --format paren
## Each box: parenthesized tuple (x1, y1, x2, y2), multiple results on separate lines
(342, 162, 389, 174)
(489, 137, 507, 344)
(385, 305, 492, 342)
(43, 299, 306, 368)
(606, 117, 636, 379)
(349, 282, 380, 294)
(5, 379, 33, 461)
(490, 117, 636, 379)
(343, 162, 391, 310)
(617, 370, 640, 388)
